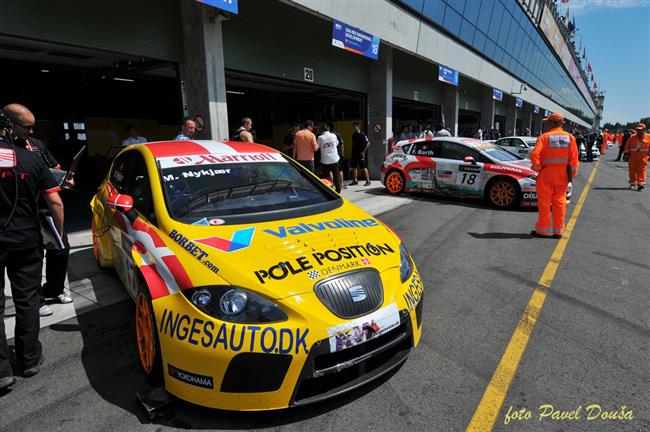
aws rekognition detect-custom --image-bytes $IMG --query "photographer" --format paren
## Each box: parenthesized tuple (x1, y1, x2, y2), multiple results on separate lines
(0, 113, 64, 390)
(3, 104, 74, 317)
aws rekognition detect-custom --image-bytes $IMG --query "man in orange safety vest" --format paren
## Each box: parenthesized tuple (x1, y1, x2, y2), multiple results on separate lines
(624, 123, 650, 191)
(530, 112, 579, 238)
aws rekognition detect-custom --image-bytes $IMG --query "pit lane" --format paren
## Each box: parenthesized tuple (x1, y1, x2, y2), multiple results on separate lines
(1, 159, 648, 431)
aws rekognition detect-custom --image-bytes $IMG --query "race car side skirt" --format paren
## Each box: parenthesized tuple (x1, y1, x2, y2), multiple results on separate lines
(290, 309, 414, 406)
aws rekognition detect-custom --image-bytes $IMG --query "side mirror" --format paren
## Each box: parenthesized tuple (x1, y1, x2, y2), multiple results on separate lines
(107, 192, 134, 213)
(463, 156, 476, 164)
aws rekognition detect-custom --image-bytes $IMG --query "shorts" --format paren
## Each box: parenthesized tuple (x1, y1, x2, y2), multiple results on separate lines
(350, 157, 366, 169)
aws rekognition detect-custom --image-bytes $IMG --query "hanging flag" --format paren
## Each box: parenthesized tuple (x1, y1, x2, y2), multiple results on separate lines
(587, 63, 592, 73)
(582, 47, 586, 59)
(562, 0, 569, 3)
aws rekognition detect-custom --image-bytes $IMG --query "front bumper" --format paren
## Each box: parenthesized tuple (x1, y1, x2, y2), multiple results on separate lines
(290, 308, 416, 406)
(154, 269, 424, 410)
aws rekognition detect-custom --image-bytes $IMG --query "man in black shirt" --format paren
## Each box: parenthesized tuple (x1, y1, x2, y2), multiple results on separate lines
(0, 130, 64, 390)
(350, 122, 371, 186)
(4, 104, 74, 317)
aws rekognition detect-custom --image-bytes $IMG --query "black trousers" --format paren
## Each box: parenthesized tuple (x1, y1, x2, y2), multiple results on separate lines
(42, 231, 70, 300)
(616, 145, 625, 161)
(321, 162, 341, 192)
(0, 247, 44, 377)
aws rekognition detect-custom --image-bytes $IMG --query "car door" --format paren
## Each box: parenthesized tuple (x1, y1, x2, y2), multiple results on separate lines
(512, 138, 532, 157)
(437, 142, 484, 195)
(106, 151, 156, 298)
(405, 141, 439, 191)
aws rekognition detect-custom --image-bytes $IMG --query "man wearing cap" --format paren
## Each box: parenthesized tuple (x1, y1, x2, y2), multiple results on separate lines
(623, 124, 650, 191)
(530, 112, 579, 238)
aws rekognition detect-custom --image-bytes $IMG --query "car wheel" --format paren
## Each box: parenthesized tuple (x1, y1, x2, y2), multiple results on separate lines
(488, 178, 520, 208)
(92, 218, 111, 268)
(135, 284, 163, 383)
(385, 170, 405, 195)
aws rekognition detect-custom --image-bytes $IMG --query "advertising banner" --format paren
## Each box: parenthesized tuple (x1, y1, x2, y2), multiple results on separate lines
(331, 20, 380, 60)
(438, 65, 459, 86)
(198, 0, 238, 14)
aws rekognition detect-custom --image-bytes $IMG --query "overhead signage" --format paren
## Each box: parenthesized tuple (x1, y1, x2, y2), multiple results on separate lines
(544, 110, 551, 117)
(492, 88, 503, 101)
(197, 0, 238, 14)
(331, 20, 380, 60)
(533, 105, 540, 114)
(438, 65, 459, 86)
(304, 67, 314, 82)
(515, 98, 523, 108)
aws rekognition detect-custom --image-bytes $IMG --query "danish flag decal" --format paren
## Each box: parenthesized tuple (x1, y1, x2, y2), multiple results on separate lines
(195, 227, 255, 252)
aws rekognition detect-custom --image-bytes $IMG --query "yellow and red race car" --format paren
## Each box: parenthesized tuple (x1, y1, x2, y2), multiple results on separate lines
(91, 140, 423, 410)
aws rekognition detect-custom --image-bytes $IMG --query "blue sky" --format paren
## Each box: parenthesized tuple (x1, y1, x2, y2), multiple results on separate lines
(567, 0, 650, 124)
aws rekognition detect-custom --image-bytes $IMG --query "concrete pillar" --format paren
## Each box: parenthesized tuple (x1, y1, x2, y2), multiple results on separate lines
(536, 113, 544, 135)
(481, 86, 495, 131)
(522, 104, 533, 135)
(367, 46, 393, 180)
(442, 85, 459, 137)
(179, 1, 229, 140)
(505, 96, 517, 136)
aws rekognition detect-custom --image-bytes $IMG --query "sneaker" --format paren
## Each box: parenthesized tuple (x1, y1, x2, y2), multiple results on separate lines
(56, 293, 73, 304)
(349, 180, 359, 186)
(23, 354, 45, 378)
(39, 305, 53, 317)
(629, 184, 637, 190)
(341, 185, 348, 190)
(364, 181, 372, 186)
(0, 376, 16, 391)
(638, 185, 645, 192)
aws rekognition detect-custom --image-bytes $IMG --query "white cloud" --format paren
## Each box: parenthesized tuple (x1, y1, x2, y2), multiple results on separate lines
(563, 0, 650, 16)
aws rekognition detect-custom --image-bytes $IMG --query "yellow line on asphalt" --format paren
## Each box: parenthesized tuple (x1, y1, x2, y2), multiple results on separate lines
(466, 161, 600, 432)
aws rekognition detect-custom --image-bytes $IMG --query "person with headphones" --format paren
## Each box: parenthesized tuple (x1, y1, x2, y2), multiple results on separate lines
(3, 104, 74, 317)
(0, 113, 64, 390)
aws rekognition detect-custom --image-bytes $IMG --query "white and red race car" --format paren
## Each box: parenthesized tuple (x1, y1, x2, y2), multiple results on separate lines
(380, 137, 572, 208)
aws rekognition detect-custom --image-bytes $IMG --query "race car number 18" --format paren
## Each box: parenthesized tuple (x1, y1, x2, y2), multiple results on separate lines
(457, 172, 480, 189)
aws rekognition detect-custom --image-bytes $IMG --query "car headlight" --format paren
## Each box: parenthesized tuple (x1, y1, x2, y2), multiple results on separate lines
(183, 286, 287, 323)
(400, 243, 414, 283)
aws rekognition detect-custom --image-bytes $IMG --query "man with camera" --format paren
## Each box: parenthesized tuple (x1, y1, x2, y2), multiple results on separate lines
(3, 104, 74, 318)
(0, 113, 64, 390)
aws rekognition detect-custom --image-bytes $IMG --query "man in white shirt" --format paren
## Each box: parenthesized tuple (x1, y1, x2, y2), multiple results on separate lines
(122, 124, 147, 146)
(317, 124, 341, 192)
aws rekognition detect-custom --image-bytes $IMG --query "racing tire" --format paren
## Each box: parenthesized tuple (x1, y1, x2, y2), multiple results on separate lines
(135, 283, 163, 384)
(92, 218, 112, 268)
(487, 178, 520, 208)
(385, 170, 405, 195)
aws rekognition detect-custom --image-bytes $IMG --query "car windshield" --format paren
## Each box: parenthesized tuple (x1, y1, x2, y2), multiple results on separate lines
(159, 157, 338, 222)
(481, 145, 524, 161)
(525, 139, 537, 146)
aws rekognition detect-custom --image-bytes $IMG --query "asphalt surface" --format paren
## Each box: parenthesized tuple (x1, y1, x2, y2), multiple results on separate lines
(1, 156, 648, 431)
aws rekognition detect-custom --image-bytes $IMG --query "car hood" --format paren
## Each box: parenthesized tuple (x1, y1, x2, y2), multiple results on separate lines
(162, 202, 401, 300)
(489, 159, 536, 177)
